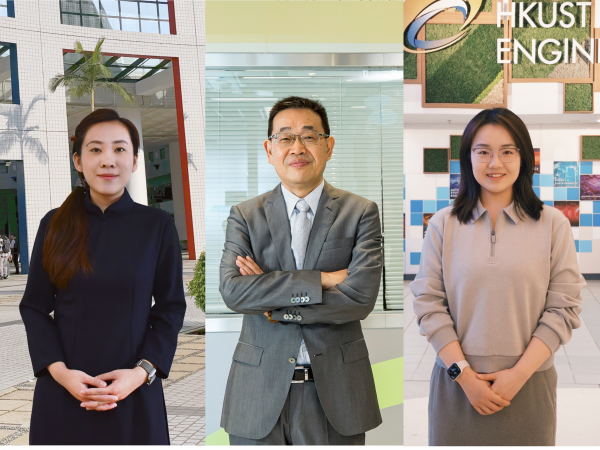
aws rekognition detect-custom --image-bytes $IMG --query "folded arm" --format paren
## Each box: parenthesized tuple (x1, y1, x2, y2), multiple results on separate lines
(219, 205, 323, 314)
(270, 201, 382, 325)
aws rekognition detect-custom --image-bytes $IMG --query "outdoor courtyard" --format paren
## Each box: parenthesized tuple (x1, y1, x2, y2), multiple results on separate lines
(0, 258, 204, 446)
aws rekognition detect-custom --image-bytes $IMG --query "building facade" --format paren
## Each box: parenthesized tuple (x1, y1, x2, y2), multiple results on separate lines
(0, 0, 206, 271)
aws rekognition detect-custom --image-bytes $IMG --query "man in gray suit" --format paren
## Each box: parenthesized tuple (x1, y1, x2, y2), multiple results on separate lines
(219, 96, 383, 445)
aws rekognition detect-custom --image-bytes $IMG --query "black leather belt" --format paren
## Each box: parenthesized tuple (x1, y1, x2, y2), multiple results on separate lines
(291, 365, 314, 383)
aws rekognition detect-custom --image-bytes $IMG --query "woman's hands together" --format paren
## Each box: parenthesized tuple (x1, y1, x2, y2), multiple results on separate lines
(48, 362, 118, 411)
(476, 367, 529, 402)
(456, 367, 511, 416)
(79, 367, 148, 410)
(48, 362, 148, 412)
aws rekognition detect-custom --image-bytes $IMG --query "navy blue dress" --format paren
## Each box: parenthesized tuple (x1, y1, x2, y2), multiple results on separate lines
(19, 189, 186, 445)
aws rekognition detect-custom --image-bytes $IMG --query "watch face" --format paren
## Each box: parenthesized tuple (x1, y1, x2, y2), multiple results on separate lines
(447, 363, 461, 380)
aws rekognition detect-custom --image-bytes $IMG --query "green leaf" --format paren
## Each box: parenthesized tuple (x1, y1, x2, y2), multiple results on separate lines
(187, 251, 205, 312)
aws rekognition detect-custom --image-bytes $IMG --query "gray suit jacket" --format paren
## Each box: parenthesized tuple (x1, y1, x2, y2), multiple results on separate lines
(219, 181, 383, 440)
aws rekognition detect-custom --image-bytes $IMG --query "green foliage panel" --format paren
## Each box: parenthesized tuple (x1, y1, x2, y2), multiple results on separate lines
(425, 24, 503, 104)
(512, 0, 591, 79)
(582, 136, 600, 160)
(424, 148, 449, 173)
(565, 83, 593, 112)
(404, 52, 417, 80)
(451, 135, 462, 160)
(404, 33, 418, 80)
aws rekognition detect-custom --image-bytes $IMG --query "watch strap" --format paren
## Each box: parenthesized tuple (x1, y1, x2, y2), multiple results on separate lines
(136, 359, 157, 385)
(456, 360, 470, 372)
(453, 360, 470, 380)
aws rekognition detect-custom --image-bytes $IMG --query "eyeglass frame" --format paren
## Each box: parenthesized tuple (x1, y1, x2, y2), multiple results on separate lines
(471, 146, 521, 163)
(268, 132, 331, 147)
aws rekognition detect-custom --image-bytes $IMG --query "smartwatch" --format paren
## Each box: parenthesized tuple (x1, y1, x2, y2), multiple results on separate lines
(447, 360, 470, 381)
(136, 359, 157, 385)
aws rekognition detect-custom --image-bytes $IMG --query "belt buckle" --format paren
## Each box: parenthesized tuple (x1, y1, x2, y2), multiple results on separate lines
(291, 365, 306, 384)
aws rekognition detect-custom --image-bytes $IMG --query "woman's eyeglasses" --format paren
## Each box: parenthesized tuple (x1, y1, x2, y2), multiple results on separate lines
(471, 147, 520, 163)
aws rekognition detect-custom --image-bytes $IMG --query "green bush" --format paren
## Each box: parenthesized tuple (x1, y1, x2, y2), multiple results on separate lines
(425, 24, 503, 104)
(582, 136, 600, 160)
(565, 83, 593, 112)
(424, 148, 449, 173)
(512, 0, 591, 79)
(451, 136, 462, 160)
(187, 250, 205, 312)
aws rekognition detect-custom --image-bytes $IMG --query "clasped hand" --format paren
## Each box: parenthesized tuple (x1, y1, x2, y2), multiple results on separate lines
(48, 362, 147, 411)
(458, 366, 528, 415)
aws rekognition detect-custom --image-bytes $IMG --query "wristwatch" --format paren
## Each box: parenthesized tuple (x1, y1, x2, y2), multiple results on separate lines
(447, 360, 470, 381)
(136, 359, 157, 385)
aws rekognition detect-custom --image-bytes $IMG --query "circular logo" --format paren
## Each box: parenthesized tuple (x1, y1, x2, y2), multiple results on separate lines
(404, 0, 483, 54)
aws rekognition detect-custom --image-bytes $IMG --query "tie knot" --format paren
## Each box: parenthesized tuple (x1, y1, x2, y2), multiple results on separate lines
(295, 199, 310, 213)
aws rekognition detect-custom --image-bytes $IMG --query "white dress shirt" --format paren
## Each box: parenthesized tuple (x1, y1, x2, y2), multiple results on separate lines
(280, 179, 325, 365)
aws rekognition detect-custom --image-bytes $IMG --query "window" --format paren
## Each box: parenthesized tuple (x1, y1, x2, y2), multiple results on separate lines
(60, 0, 172, 34)
(0, 1, 15, 18)
(205, 68, 404, 314)
(159, 147, 166, 160)
(0, 43, 19, 104)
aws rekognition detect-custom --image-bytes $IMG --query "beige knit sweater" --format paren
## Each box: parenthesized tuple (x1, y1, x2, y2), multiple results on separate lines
(411, 201, 585, 373)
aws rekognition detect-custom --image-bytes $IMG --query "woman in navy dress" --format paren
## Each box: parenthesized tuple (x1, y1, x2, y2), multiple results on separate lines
(19, 109, 186, 445)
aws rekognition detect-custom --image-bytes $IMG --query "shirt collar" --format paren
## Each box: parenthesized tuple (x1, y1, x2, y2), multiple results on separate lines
(280, 179, 325, 219)
(84, 187, 135, 216)
(471, 198, 521, 224)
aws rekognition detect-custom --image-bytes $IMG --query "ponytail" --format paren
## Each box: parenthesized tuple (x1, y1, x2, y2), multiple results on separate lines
(42, 185, 92, 290)
(42, 109, 139, 289)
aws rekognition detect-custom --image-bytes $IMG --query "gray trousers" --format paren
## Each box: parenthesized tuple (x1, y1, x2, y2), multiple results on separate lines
(229, 382, 366, 445)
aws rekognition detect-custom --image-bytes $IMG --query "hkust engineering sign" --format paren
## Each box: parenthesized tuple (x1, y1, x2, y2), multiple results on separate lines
(404, 1, 594, 65)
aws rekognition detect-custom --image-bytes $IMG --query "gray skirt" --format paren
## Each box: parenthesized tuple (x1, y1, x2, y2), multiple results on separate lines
(428, 364, 557, 446)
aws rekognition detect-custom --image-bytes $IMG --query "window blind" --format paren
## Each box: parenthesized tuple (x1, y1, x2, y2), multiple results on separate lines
(205, 69, 403, 313)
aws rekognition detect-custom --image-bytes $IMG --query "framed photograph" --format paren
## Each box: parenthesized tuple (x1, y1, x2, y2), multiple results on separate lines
(554, 201, 580, 227)
(423, 213, 434, 238)
(554, 162, 579, 187)
(580, 175, 600, 200)
(450, 174, 460, 199)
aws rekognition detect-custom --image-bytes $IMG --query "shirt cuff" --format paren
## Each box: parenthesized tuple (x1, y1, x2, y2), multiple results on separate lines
(429, 325, 460, 354)
(532, 324, 562, 353)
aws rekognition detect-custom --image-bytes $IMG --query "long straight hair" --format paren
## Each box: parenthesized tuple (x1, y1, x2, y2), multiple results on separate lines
(451, 108, 543, 224)
(42, 109, 139, 290)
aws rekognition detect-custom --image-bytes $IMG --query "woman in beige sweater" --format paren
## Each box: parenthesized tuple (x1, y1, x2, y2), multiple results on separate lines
(411, 108, 585, 445)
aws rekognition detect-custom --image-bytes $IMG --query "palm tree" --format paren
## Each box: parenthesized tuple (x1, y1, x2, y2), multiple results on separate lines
(0, 95, 48, 163)
(48, 38, 135, 111)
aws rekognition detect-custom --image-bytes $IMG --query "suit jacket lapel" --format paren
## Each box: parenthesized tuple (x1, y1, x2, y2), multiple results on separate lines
(303, 181, 341, 271)
(264, 184, 297, 272)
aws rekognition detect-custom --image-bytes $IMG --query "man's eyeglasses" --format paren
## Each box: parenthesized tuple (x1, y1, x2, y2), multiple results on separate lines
(268, 132, 330, 147)
(472, 147, 520, 163)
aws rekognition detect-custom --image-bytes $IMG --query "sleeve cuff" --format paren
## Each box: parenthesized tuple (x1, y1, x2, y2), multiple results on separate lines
(532, 324, 562, 353)
(429, 325, 460, 354)
(281, 270, 323, 307)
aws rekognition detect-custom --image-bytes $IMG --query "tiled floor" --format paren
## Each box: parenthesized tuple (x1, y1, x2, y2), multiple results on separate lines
(404, 280, 600, 446)
(0, 257, 205, 446)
